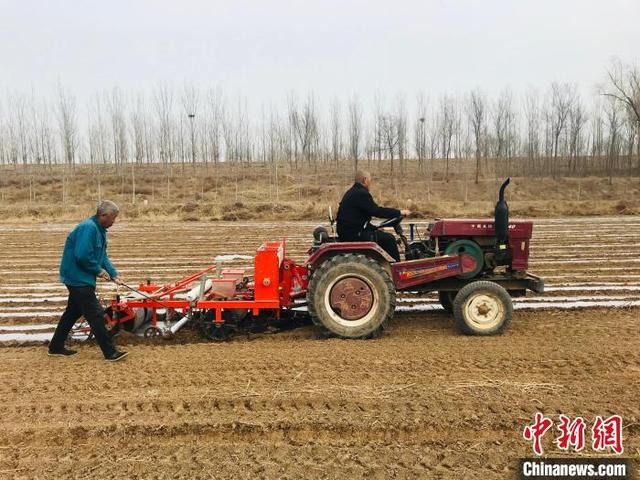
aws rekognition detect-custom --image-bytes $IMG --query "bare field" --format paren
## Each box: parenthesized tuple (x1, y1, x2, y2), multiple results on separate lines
(0, 217, 639, 478)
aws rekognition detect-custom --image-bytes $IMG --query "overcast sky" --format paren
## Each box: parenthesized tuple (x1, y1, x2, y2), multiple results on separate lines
(1, 0, 639, 108)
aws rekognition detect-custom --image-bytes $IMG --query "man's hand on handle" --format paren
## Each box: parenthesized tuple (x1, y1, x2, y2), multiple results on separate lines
(99, 270, 123, 285)
(400, 209, 411, 217)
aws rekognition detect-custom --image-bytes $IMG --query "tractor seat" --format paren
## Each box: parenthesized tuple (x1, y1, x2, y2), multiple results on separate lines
(312, 226, 330, 247)
(311, 225, 339, 249)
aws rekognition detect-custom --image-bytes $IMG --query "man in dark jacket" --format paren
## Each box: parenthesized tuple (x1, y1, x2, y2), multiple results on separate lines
(48, 200, 128, 361)
(336, 171, 410, 261)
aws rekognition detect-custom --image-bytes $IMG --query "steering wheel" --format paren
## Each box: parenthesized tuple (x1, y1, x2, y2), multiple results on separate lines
(373, 215, 403, 229)
(370, 216, 410, 255)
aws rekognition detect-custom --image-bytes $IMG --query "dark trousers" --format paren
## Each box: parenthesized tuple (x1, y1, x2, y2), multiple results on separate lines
(50, 285, 116, 357)
(361, 230, 401, 262)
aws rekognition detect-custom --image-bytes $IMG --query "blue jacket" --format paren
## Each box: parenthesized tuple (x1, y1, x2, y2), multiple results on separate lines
(59, 216, 118, 287)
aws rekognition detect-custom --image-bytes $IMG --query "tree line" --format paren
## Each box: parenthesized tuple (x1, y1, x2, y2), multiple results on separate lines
(0, 60, 638, 182)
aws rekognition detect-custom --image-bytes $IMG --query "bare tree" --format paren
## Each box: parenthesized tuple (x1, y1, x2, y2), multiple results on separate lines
(129, 94, 146, 164)
(604, 97, 622, 183)
(9, 93, 30, 165)
(223, 96, 252, 165)
(265, 109, 282, 200)
(380, 114, 399, 176)
(286, 93, 300, 168)
(330, 98, 343, 165)
(567, 95, 587, 173)
(56, 83, 78, 166)
(31, 95, 54, 166)
(542, 93, 554, 167)
(205, 87, 223, 164)
(622, 112, 637, 171)
(414, 93, 428, 175)
(181, 83, 199, 165)
(523, 89, 541, 174)
(106, 87, 129, 168)
(603, 60, 640, 173)
(88, 94, 109, 164)
(467, 89, 486, 183)
(291, 93, 319, 170)
(604, 60, 640, 124)
(504, 93, 519, 174)
(589, 99, 605, 168)
(427, 107, 439, 162)
(153, 83, 175, 164)
(395, 94, 408, 174)
(222, 104, 237, 163)
(452, 97, 467, 164)
(439, 95, 455, 181)
(491, 89, 516, 165)
(371, 92, 384, 165)
(549, 82, 575, 164)
(0, 100, 7, 165)
(4, 100, 19, 166)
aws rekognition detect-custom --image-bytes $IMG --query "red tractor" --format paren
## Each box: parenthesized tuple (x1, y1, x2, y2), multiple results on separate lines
(306, 179, 542, 338)
(85, 179, 542, 341)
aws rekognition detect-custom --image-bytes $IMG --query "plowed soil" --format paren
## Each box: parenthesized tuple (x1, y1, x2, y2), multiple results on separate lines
(1, 217, 639, 479)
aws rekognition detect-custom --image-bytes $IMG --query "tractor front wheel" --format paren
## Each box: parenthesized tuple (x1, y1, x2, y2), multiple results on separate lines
(452, 281, 512, 335)
(307, 254, 395, 339)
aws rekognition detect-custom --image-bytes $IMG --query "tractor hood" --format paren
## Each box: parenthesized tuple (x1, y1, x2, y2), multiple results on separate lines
(429, 219, 533, 239)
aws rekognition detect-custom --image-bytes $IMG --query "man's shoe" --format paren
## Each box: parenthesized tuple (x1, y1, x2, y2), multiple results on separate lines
(105, 350, 128, 362)
(48, 347, 78, 357)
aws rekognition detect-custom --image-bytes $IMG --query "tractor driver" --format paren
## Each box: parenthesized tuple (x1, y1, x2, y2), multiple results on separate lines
(336, 170, 410, 261)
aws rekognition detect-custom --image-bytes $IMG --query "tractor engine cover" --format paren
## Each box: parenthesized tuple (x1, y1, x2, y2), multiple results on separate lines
(428, 219, 532, 239)
(428, 219, 533, 272)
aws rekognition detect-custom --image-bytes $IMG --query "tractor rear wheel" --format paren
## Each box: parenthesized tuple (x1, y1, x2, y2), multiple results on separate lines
(452, 281, 512, 335)
(438, 290, 457, 314)
(307, 254, 395, 339)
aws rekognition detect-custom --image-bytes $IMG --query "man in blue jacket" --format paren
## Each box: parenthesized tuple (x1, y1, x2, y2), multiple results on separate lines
(49, 200, 128, 361)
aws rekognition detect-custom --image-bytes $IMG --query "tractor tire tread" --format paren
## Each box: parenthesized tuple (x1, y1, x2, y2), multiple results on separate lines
(307, 253, 395, 339)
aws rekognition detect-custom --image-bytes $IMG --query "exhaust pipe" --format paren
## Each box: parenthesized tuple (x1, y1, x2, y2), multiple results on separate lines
(494, 178, 512, 265)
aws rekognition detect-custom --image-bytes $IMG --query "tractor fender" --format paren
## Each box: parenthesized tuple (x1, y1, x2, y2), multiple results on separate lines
(306, 242, 393, 273)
